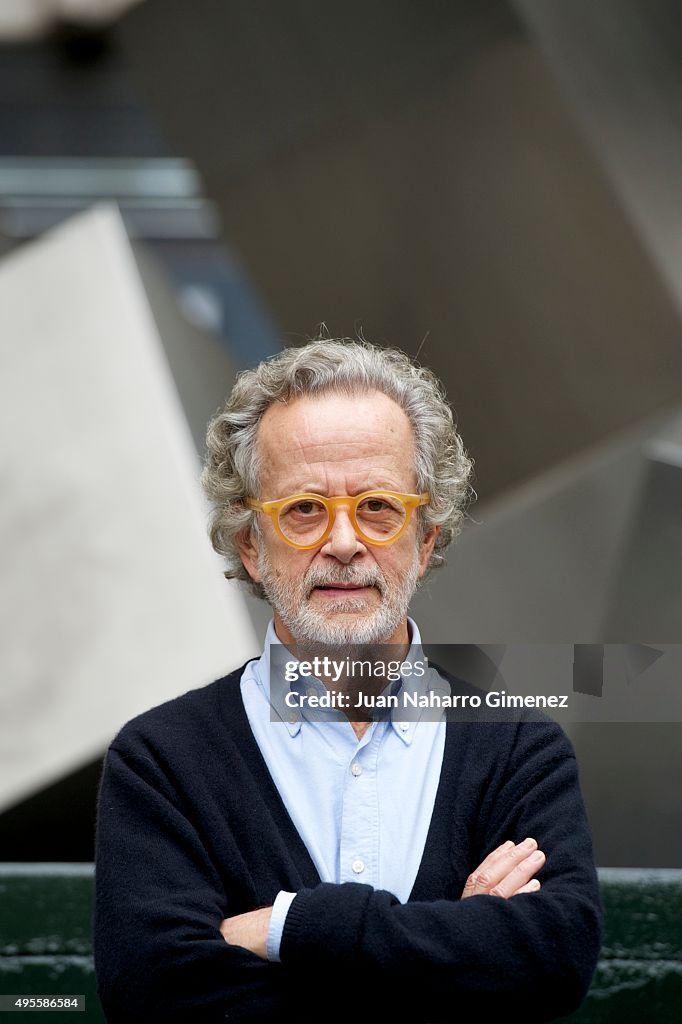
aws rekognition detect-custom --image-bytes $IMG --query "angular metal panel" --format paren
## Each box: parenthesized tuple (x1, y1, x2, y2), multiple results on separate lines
(0, 204, 258, 813)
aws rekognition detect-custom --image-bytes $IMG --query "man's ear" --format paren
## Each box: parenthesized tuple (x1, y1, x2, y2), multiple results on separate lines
(236, 526, 263, 584)
(418, 525, 440, 577)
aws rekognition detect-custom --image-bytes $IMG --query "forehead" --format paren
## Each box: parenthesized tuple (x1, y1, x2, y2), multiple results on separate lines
(256, 390, 416, 490)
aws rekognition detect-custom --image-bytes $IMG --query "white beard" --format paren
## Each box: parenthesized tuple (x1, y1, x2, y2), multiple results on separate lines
(257, 549, 421, 647)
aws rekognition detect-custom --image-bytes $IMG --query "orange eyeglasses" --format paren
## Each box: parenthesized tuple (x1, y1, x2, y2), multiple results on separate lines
(245, 490, 430, 550)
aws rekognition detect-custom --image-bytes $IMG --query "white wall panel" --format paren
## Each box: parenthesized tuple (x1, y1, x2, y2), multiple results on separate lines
(0, 204, 258, 812)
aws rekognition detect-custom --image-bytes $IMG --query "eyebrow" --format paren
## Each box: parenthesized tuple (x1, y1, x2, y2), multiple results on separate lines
(276, 483, 403, 496)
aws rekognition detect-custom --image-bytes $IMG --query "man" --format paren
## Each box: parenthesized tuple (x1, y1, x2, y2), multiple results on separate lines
(94, 339, 602, 1023)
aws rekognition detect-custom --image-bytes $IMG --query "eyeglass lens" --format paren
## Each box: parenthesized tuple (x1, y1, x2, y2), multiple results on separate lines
(278, 494, 407, 544)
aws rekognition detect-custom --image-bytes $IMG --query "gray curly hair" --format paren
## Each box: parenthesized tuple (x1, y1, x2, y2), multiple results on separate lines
(201, 338, 474, 599)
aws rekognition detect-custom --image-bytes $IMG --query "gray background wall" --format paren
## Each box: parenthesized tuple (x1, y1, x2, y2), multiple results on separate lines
(0, 0, 680, 867)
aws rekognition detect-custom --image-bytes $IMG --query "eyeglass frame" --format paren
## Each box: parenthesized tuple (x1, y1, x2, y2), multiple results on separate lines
(244, 490, 430, 550)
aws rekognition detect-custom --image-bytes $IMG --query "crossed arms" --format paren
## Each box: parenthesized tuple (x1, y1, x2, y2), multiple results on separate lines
(221, 836, 548, 957)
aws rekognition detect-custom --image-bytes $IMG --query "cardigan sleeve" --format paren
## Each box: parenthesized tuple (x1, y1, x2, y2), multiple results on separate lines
(93, 739, 287, 1024)
(279, 719, 603, 1023)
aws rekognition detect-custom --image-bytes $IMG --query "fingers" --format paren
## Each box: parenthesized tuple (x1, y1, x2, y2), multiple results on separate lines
(461, 838, 545, 899)
(514, 880, 542, 895)
(462, 837, 536, 896)
(489, 847, 545, 898)
(469, 838, 517, 880)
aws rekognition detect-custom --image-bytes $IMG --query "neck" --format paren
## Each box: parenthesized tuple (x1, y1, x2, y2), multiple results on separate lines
(273, 614, 412, 735)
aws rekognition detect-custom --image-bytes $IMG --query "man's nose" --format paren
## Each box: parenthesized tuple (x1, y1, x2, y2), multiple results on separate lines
(320, 508, 366, 563)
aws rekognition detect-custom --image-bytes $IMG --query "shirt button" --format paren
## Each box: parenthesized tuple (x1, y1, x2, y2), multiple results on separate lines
(306, 686, 317, 698)
(399, 721, 410, 732)
(352, 859, 365, 874)
(287, 713, 298, 724)
(351, 762, 362, 777)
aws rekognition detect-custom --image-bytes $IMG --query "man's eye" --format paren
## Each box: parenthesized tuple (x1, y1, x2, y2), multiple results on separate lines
(294, 501, 321, 515)
(363, 499, 389, 512)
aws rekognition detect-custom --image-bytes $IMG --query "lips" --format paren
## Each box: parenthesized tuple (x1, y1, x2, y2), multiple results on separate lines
(315, 584, 368, 590)
(311, 583, 377, 597)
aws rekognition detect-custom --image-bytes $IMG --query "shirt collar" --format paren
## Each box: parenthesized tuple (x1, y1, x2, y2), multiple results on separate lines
(252, 616, 434, 742)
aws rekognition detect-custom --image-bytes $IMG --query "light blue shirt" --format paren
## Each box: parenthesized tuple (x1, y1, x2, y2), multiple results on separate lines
(239, 617, 447, 962)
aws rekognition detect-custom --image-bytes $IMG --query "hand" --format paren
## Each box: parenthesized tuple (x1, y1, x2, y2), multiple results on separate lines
(461, 838, 545, 899)
(219, 906, 272, 960)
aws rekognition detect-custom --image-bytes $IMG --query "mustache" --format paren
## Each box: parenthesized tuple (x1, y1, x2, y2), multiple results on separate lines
(304, 565, 384, 595)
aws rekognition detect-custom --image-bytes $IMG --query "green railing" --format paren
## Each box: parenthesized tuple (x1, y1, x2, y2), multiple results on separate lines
(562, 868, 682, 1023)
(0, 865, 680, 1022)
(0, 865, 100, 1020)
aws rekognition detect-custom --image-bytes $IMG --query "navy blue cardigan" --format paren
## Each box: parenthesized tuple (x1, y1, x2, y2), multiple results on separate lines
(93, 661, 602, 1022)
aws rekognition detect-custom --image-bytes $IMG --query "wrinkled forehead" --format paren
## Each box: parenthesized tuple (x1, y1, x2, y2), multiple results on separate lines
(255, 391, 417, 492)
